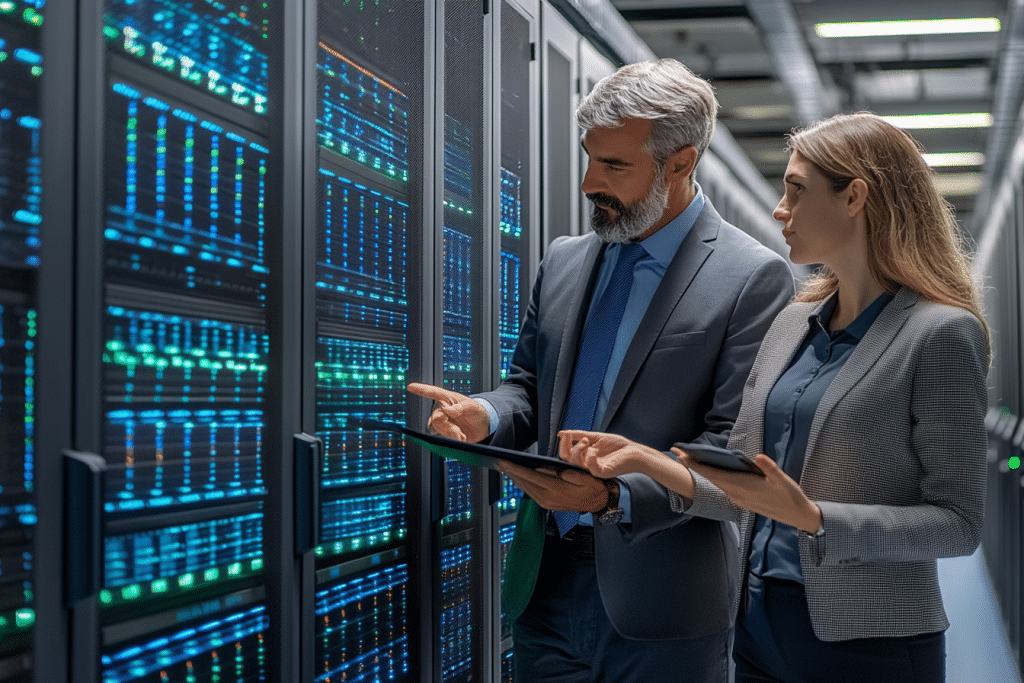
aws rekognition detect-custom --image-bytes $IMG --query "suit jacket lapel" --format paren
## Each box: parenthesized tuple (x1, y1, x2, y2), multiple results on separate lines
(740, 301, 820, 454)
(597, 205, 716, 432)
(547, 235, 606, 454)
(802, 286, 918, 474)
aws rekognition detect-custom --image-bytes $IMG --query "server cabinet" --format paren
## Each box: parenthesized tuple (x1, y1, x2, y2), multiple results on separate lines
(0, 1, 44, 680)
(308, 2, 428, 682)
(541, 4, 580, 249)
(437, 2, 489, 680)
(493, 1, 540, 680)
(576, 40, 614, 239)
(73, 0, 289, 679)
(981, 165, 1024, 674)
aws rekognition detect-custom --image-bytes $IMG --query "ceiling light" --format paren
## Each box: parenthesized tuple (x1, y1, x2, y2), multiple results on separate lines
(815, 18, 1000, 38)
(932, 173, 982, 196)
(881, 113, 993, 129)
(921, 152, 985, 167)
(732, 104, 793, 120)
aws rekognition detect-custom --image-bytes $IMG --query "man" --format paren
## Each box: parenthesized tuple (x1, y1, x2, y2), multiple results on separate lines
(408, 58, 794, 682)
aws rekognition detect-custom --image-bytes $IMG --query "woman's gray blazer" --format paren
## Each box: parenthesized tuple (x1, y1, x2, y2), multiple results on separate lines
(683, 285, 989, 641)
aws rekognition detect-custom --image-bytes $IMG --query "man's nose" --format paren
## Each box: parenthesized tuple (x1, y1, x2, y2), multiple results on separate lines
(581, 163, 602, 195)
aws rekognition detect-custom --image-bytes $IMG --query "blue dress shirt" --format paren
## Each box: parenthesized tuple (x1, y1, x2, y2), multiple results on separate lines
(748, 292, 893, 582)
(479, 184, 707, 524)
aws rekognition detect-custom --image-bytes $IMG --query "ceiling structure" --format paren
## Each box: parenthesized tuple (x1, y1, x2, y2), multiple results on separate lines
(611, 0, 1024, 231)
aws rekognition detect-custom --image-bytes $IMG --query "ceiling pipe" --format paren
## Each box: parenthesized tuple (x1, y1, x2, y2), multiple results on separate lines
(745, 0, 839, 124)
(969, 0, 1024, 237)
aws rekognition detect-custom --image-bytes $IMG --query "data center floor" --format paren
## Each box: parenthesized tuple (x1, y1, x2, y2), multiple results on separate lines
(942, 548, 1021, 682)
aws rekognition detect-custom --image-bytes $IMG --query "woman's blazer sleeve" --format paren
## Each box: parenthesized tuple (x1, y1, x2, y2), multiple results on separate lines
(804, 309, 989, 567)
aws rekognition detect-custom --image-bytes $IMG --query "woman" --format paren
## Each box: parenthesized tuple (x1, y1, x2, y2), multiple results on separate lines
(559, 112, 989, 682)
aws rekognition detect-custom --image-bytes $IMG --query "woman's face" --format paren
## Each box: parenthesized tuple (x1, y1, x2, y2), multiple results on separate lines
(773, 152, 860, 267)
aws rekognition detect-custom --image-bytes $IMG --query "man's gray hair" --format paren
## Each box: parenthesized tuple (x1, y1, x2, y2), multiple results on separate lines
(576, 58, 718, 168)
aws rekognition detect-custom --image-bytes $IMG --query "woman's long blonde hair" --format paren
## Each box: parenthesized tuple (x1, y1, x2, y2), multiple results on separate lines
(788, 112, 989, 346)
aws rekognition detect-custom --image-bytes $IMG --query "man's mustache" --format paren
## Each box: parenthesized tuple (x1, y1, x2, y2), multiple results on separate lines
(586, 193, 625, 214)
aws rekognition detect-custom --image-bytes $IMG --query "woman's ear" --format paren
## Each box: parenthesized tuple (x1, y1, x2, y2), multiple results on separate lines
(846, 178, 868, 217)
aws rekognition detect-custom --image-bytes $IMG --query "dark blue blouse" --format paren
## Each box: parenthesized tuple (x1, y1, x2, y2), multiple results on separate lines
(748, 292, 893, 583)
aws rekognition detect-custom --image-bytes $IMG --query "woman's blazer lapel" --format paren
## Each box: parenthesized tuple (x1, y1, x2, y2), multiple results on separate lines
(738, 299, 822, 456)
(800, 286, 918, 484)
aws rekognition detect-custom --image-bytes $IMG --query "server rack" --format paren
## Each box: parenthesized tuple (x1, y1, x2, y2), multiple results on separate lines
(493, 2, 540, 680)
(0, 1, 44, 680)
(977, 104, 1024, 676)
(540, 5, 580, 251)
(75, 0, 293, 680)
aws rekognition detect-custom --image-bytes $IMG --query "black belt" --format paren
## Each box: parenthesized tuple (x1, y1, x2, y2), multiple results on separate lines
(545, 524, 595, 559)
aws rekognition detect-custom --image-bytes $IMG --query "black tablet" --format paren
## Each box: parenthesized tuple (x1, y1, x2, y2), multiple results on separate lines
(673, 442, 764, 476)
(360, 418, 589, 473)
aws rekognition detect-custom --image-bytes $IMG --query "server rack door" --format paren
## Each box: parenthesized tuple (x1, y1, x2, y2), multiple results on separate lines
(492, 0, 539, 680)
(0, 1, 45, 680)
(438, 2, 490, 681)
(310, 2, 427, 682)
(576, 41, 615, 239)
(84, 0, 282, 679)
(540, 4, 579, 250)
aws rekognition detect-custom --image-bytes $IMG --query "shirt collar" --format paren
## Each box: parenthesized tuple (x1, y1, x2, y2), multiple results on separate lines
(634, 181, 705, 268)
(809, 292, 894, 340)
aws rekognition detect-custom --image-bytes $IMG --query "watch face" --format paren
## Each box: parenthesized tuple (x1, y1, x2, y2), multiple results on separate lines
(598, 508, 624, 525)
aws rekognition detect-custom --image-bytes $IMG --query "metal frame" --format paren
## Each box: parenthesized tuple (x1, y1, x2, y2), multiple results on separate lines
(34, 0, 79, 678)
(69, 0, 107, 677)
(265, 0, 305, 678)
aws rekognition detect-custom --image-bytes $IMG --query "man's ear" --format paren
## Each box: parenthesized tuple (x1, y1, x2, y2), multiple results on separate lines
(846, 178, 868, 217)
(665, 146, 698, 184)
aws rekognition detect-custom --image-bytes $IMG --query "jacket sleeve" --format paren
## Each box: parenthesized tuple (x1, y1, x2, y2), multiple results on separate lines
(803, 312, 989, 566)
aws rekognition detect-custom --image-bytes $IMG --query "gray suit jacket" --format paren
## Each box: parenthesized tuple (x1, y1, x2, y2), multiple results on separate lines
(477, 201, 795, 640)
(685, 286, 989, 641)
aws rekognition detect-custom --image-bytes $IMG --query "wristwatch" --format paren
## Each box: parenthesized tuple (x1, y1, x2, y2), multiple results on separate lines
(595, 479, 624, 524)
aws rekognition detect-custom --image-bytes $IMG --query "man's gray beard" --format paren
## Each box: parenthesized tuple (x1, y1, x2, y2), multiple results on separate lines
(589, 167, 669, 243)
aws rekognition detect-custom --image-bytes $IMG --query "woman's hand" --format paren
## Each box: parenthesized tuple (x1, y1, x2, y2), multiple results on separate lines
(673, 448, 823, 534)
(558, 430, 660, 478)
(560, 430, 696, 499)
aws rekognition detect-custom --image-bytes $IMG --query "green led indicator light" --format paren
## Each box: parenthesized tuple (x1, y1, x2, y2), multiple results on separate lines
(204, 568, 220, 582)
(152, 578, 168, 593)
(179, 573, 195, 588)
(1010, 456, 1021, 470)
(121, 584, 142, 600)
(228, 562, 242, 576)
(15, 609, 35, 628)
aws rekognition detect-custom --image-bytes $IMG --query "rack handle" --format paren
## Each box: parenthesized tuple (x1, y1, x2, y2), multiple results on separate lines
(431, 456, 449, 523)
(64, 451, 106, 606)
(293, 433, 323, 555)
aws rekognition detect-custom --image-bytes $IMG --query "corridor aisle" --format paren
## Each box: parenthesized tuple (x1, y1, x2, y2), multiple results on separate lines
(941, 548, 1020, 682)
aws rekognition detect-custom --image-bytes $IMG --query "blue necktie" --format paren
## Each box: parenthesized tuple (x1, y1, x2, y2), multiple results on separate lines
(553, 242, 647, 535)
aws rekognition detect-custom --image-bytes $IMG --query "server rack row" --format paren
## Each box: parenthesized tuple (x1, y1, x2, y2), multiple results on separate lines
(0, 0, 606, 680)
(976, 99, 1024, 677)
